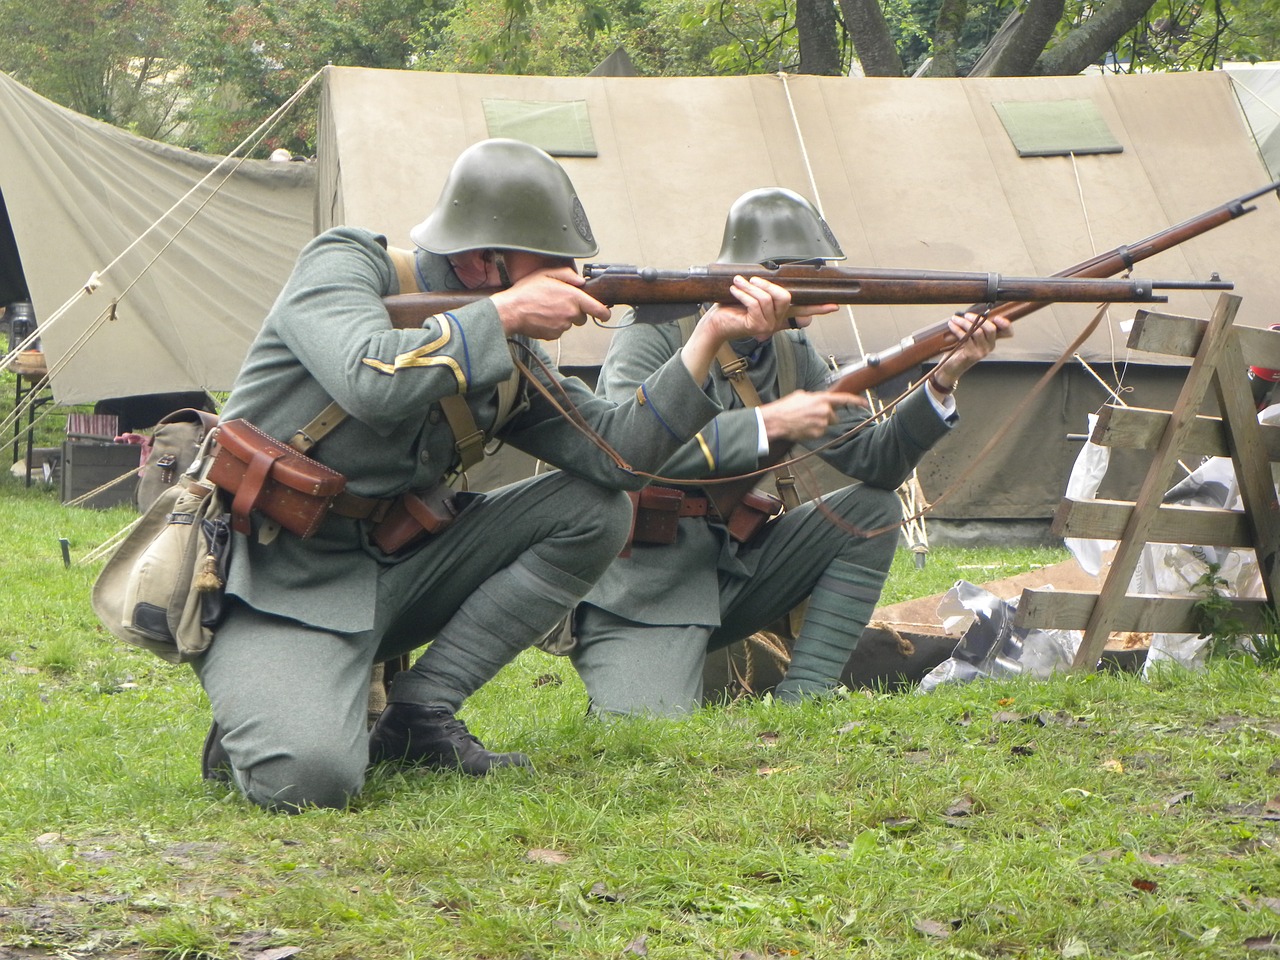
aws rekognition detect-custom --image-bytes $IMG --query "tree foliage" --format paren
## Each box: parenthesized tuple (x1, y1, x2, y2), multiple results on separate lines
(179, 0, 439, 155)
(0, 0, 196, 138)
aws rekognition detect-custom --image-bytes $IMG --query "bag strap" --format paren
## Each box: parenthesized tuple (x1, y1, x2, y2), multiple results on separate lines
(387, 244, 420, 295)
(775, 328, 798, 397)
(283, 247, 428, 457)
(289, 400, 348, 454)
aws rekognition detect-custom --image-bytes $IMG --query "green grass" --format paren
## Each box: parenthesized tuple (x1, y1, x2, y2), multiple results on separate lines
(2, 477, 1279, 960)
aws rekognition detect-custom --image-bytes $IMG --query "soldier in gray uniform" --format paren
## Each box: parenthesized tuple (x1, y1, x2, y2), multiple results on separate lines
(569, 187, 1011, 716)
(196, 143, 833, 811)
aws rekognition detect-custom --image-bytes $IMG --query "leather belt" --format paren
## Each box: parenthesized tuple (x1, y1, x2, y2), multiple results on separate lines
(330, 490, 395, 523)
(675, 491, 712, 517)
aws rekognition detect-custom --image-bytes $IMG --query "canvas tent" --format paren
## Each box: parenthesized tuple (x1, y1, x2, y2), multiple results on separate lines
(0, 70, 315, 405)
(316, 66, 1280, 517)
(318, 67, 1280, 363)
(1227, 62, 1280, 180)
(5, 65, 1280, 518)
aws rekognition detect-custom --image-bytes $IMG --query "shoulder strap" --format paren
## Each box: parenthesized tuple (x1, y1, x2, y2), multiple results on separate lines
(677, 313, 699, 347)
(386, 246, 420, 296)
(283, 248, 432, 457)
(289, 400, 349, 454)
(386, 246, 522, 473)
(682, 313, 801, 511)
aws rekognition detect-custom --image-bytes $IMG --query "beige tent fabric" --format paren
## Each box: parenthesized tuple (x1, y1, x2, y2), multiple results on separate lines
(6, 64, 1279, 520)
(319, 66, 1280, 372)
(0, 71, 315, 404)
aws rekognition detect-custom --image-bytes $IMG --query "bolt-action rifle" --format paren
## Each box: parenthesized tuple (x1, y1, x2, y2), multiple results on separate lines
(382, 264, 1227, 330)
(825, 177, 1280, 395)
(692, 177, 1278, 521)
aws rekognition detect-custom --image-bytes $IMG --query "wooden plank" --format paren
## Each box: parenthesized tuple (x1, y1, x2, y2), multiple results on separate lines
(1127, 314, 1280, 368)
(1237, 325, 1280, 372)
(1016, 588, 1272, 634)
(1212, 328, 1280, 606)
(1092, 405, 1280, 460)
(1072, 294, 1244, 670)
(1127, 310, 1204, 358)
(1051, 498, 1253, 546)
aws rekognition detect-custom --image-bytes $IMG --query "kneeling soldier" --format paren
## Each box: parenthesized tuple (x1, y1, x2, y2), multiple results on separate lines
(195, 142, 830, 810)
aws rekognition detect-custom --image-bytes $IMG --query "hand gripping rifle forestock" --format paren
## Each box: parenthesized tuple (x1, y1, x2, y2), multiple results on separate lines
(825, 177, 1280, 396)
(381, 265, 1224, 330)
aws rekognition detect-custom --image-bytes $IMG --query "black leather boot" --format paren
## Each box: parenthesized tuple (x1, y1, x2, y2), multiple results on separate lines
(368, 702, 532, 775)
(201, 721, 232, 783)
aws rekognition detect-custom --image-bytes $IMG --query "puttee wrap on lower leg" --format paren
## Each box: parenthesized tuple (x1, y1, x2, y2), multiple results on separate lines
(392, 552, 590, 713)
(774, 559, 886, 702)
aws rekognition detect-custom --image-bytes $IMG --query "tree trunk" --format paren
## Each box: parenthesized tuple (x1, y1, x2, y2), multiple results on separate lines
(836, 0, 905, 76)
(1034, 0, 1160, 75)
(928, 0, 969, 77)
(796, 0, 843, 75)
(968, 0, 1065, 77)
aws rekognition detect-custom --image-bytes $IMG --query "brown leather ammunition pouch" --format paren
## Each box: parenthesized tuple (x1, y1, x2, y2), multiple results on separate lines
(724, 489, 783, 545)
(207, 419, 346, 539)
(628, 485, 715, 547)
(630, 486, 684, 546)
(370, 484, 461, 554)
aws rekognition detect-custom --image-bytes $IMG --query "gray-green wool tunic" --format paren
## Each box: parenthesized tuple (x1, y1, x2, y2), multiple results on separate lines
(219, 227, 722, 635)
(581, 319, 956, 627)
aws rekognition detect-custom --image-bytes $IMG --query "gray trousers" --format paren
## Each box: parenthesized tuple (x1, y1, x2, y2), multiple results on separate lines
(570, 483, 901, 716)
(193, 471, 631, 810)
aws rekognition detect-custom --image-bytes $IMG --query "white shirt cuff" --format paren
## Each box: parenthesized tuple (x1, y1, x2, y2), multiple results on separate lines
(755, 407, 770, 456)
(927, 384, 957, 418)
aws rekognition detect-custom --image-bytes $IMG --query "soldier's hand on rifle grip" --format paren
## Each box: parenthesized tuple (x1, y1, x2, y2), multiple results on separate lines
(490, 263, 611, 340)
(681, 277, 812, 384)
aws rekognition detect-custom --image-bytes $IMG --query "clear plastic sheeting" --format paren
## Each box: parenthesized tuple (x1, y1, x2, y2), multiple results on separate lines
(1060, 404, 1280, 675)
(1062, 412, 1114, 576)
(1133, 450, 1264, 674)
(917, 581, 1082, 693)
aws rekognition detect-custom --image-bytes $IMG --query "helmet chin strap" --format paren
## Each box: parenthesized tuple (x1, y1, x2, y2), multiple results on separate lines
(492, 251, 511, 286)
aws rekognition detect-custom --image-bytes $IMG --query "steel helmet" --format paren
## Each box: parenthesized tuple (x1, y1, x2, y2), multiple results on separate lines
(410, 138, 598, 258)
(716, 187, 845, 264)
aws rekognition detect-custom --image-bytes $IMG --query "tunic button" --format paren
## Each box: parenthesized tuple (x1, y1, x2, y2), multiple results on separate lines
(428, 408, 441, 424)
(419, 449, 431, 464)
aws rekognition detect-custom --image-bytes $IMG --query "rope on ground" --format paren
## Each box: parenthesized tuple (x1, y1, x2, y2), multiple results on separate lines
(865, 620, 917, 657)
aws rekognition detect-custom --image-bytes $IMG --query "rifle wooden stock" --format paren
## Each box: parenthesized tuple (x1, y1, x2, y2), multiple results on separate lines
(381, 264, 1230, 330)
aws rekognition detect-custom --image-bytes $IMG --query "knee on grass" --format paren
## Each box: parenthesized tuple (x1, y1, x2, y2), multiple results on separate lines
(239, 746, 367, 813)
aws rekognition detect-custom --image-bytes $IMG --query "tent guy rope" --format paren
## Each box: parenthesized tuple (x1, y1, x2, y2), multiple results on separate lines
(0, 69, 324, 443)
(777, 71, 868, 362)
